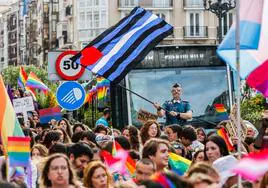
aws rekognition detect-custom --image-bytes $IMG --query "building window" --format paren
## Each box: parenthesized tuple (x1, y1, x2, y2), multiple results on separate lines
(79, 12, 85, 29)
(222, 12, 233, 35)
(186, 11, 204, 37)
(77, 0, 108, 40)
(94, 11, 100, 28)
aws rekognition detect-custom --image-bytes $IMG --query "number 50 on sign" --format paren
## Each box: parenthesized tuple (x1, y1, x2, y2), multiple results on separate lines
(55, 51, 85, 80)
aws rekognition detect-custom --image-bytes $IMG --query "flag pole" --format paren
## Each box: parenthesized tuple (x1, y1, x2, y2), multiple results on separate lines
(235, 0, 242, 187)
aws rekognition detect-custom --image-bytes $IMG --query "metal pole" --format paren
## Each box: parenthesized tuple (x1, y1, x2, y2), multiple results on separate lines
(235, 0, 242, 187)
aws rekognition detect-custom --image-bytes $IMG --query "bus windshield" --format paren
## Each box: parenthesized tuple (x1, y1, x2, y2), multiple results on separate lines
(127, 66, 230, 128)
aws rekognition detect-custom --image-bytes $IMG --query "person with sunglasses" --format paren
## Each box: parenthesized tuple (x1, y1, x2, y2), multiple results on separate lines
(154, 83, 192, 126)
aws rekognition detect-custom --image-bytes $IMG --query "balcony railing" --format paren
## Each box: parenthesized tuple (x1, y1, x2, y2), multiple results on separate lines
(183, 26, 208, 38)
(183, 0, 204, 9)
(118, 0, 173, 8)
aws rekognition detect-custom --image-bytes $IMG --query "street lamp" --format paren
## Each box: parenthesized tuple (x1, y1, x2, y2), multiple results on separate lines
(203, 0, 236, 43)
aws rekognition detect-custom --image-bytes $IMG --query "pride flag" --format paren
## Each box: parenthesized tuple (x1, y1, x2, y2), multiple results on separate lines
(0, 76, 24, 153)
(112, 141, 136, 177)
(7, 136, 31, 167)
(214, 104, 229, 121)
(168, 152, 191, 176)
(217, 0, 268, 97)
(18, 67, 27, 89)
(216, 128, 234, 151)
(71, 7, 173, 83)
(151, 172, 176, 188)
(232, 149, 268, 181)
(39, 106, 62, 124)
(25, 72, 49, 92)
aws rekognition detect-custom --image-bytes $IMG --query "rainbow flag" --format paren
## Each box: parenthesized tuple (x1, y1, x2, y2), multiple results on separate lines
(214, 104, 229, 121)
(18, 67, 27, 89)
(112, 141, 136, 177)
(97, 87, 108, 101)
(216, 128, 234, 151)
(7, 136, 31, 167)
(217, 0, 268, 97)
(25, 72, 49, 92)
(168, 152, 191, 176)
(97, 77, 110, 88)
(151, 172, 176, 188)
(0, 76, 24, 153)
(84, 86, 97, 104)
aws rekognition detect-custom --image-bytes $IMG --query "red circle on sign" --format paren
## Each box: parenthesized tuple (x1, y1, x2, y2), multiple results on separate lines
(56, 50, 85, 80)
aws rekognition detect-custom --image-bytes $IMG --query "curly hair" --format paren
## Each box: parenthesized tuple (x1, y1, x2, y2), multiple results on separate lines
(140, 120, 161, 144)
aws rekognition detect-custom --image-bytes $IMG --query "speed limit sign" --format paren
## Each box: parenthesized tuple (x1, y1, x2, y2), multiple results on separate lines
(55, 51, 85, 80)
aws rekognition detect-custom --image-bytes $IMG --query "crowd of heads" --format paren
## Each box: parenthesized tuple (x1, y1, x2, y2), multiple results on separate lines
(0, 106, 268, 188)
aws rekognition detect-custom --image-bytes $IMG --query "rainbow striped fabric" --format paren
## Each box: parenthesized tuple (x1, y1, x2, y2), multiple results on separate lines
(217, 0, 268, 97)
(168, 152, 191, 176)
(7, 136, 31, 167)
(0, 76, 24, 153)
(25, 72, 49, 91)
(151, 172, 176, 188)
(214, 104, 229, 121)
(216, 128, 234, 151)
(96, 77, 110, 101)
(112, 141, 136, 177)
(18, 67, 27, 88)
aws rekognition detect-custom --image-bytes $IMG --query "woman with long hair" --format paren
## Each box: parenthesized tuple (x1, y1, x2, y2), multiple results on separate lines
(53, 127, 71, 144)
(83, 161, 113, 188)
(40, 153, 80, 188)
(122, 125, 141, 151)
(57, 118, 73, 138)
(140, 120, 161, 144)
(204, 135, 229, 163)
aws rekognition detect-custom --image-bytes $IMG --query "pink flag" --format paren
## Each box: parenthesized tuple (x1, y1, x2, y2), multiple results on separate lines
(232, 149, 268, 181)
(217, 0, 268, 97)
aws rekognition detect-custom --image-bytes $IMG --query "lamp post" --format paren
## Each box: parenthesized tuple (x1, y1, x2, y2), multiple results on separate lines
(203, 0, 236, 43)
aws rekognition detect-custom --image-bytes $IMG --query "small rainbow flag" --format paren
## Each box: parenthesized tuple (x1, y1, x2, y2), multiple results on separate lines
(25, 72, 49, 92)
(97, 77, 110, 88)
(112, 141, 136, 177)
(214, 103, 229, 121)
(84, 86, 97, 104)
(0, 76, 24, 153)
(18, 67, 27, 88)
(216, 128, 234, 151)
(168, 152, 191, 176)
(7, 136, 31, 167)
(97, 87, 108, 101)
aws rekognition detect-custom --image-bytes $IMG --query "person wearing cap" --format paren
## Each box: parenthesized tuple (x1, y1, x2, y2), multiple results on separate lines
(95, 108, 111, 127)
(153, 83, 192, 126)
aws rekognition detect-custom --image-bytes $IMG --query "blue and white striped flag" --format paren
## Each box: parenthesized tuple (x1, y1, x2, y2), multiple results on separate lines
(71, 7, 173, 83)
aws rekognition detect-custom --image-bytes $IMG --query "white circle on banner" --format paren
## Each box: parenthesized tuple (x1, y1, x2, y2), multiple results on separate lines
(55, 51, 85, 80)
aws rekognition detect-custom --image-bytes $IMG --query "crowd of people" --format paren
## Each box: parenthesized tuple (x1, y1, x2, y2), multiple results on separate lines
(0, 113, 267, 188)
(1, 85, 267, 188)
